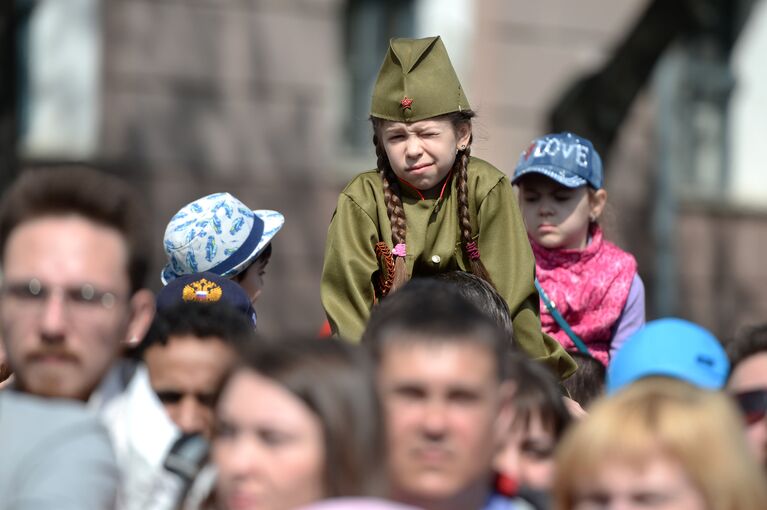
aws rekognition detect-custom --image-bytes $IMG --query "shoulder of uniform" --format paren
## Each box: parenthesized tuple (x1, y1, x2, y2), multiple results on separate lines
(341, 170, 381, 194)
(467, 156, 510, 196)
(337, 170, 382, 219)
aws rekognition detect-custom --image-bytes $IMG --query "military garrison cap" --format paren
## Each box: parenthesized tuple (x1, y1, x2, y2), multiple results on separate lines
(370, 36, 470, 122)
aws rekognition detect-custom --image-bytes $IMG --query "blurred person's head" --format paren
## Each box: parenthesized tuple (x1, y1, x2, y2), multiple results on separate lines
(495, 353, 571, 493)
(0, 167, 154, 400)
(161, 192, 283, 305)
(299, 499, 418, 510)
(607, 318, 729, 394)
(727, 323, 767, 470)
(139, 300, 256, 439)
(362, 279, 513, 510)
(213, 337, 385, 510)
(562, 352, 605, 409)
(554, 378, 767, 510)
(434, 271, 514, 344)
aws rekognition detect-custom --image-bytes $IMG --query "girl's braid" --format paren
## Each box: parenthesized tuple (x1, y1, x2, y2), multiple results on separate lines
(455, 141, 495, 287)
(373, 133, 409, 292)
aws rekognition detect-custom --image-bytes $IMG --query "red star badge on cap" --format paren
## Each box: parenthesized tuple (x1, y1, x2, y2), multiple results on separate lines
(400, 96, 413, 109)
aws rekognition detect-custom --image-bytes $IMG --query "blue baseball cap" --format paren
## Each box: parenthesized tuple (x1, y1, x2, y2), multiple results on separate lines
(156, 272, 257, 328)
(607, 318, 729, 394)
(512, 132, 603, 189)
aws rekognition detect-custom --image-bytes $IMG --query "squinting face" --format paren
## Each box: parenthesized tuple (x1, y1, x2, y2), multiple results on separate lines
(517, 174, 602, 250)
(214, 370, 326, 510)
(380, 118, 471, 195)
(378, 340, 508, 505)
(145, 335, 236, 439)
(727, 352, 767, 469)
(495, 411, 557, 491)
(571, 454, 706, 510)
(0, 216, 147, 401)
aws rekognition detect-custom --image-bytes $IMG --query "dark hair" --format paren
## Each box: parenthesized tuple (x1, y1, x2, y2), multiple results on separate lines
(256, 242, 272, 263)
(232, 243, 273, 285)
(434, 271, 514, 344)
(362, 278, 510, 380)
(0, 166, 150, 293)
(562, 352, 606, 409)
(228, 337, 386, 498)
(370, 111, 495, 293)
(136, 301, 258, 358)
(507, 353, 571, 440)
(727, 323, 767, 376)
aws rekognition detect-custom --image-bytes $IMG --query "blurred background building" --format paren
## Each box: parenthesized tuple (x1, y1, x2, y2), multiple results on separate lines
(2, 0, 766, 341)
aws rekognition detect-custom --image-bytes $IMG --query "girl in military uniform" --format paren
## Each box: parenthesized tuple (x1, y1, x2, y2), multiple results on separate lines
(321, 36, 574, 377)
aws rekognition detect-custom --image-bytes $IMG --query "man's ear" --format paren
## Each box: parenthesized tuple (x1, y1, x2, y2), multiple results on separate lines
(124, 289, 155, 348)
(0, 341, 13, 384)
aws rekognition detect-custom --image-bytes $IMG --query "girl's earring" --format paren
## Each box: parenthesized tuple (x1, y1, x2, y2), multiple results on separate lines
(458, 144, 466, 152)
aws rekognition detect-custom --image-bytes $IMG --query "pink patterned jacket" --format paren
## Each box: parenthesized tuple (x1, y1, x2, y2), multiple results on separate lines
(532, 225, 637, 366)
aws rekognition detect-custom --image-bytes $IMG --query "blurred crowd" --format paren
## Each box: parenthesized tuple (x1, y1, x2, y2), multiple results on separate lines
(1, 35, 767, 510)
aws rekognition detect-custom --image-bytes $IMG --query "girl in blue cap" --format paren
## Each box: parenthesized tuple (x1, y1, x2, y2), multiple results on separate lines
(512, 132, 645, 365)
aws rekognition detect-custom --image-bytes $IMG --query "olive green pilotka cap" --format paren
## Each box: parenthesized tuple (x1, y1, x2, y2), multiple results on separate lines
(370, 36, 471, 122)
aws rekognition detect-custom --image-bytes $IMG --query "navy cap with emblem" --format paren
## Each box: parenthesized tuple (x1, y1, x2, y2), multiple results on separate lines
(156, 271, 257, 328)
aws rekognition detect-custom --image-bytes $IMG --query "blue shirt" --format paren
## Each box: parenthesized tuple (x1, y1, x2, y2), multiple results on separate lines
(483, 491, 528, 510)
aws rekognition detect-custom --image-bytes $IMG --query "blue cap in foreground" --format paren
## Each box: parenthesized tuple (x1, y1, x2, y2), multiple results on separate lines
(607, 318, 729, 394)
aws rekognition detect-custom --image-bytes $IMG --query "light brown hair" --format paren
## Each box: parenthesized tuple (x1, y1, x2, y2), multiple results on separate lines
(554, 378, 767, 510)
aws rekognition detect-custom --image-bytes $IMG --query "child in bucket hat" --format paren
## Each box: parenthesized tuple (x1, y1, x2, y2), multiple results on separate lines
(512, 132, 645, 366)
(321, 36, 575, 378)
(162, 192, 283, 305)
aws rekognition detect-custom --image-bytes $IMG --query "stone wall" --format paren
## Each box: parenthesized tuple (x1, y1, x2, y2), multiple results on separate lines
(101, 0, 344, 335)
(98, 0, 767, 340)
(471, 0, 767, 340)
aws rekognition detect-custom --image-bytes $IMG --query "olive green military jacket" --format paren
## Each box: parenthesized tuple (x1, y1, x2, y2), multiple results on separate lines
(321, 157, 576, 378)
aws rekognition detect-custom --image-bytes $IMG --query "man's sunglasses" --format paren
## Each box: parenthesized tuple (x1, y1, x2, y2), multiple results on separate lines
(733, 389, 767, 426)
(155, 390, 216, 409)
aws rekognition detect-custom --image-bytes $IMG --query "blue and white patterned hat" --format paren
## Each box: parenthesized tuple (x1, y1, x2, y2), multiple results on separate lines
(161, 193, 284, 285)
(512, 132, 603, 189)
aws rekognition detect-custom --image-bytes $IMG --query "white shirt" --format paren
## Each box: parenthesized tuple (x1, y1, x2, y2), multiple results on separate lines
(93, 360, 183, 510)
